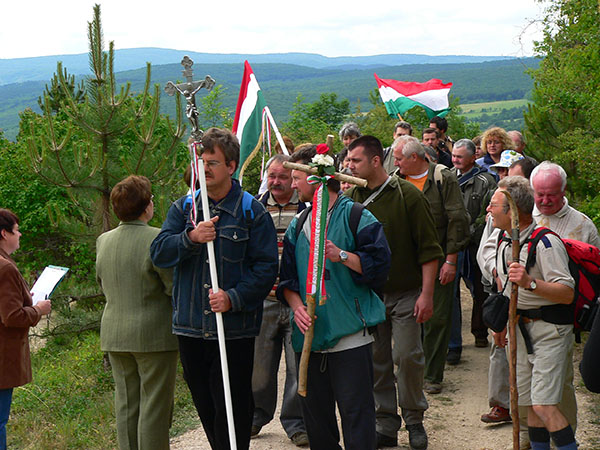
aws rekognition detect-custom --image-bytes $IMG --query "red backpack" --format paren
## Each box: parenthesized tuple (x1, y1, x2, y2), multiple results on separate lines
(499, 227, 600, 339)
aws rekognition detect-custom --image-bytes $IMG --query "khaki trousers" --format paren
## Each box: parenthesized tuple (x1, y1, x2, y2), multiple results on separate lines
(373, 289, 428, 437)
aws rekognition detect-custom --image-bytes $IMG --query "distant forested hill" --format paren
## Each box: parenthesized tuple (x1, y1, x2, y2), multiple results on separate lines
(0, 48, 514, 85)
(0, 57, 539, 140)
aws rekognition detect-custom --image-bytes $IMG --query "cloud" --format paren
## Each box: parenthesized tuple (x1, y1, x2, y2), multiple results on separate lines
(0, 0, 544, 59)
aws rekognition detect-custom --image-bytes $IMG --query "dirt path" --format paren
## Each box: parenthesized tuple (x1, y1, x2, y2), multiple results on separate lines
(170, 283, 599, 449)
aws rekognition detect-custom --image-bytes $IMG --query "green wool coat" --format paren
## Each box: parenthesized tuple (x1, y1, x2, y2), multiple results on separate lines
(96, 221, 177, 352)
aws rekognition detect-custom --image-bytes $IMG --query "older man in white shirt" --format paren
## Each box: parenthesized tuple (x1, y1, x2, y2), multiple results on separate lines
(531, 162, 600, 248)
(477, 161, 600, 446)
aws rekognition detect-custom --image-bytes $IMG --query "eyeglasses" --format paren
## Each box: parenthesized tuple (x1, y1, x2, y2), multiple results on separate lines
(204, 160, 223, 168)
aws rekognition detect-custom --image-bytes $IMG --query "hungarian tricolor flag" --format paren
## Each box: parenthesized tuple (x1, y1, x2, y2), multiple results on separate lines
(232, 61, 267, 180)
(374, 74, 452, 119)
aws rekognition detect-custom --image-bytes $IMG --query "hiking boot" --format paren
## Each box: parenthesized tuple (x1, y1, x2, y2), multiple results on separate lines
(480, 406, 511, 423)
(376, 431, 397, 448)
(446, 348, 461, 365)
(406, 423, 428, 450)
(475, 337, 489, 348)
(290, 431, 309, 447)
(423, 381, 442, 394)
(250, 425, 261, 438)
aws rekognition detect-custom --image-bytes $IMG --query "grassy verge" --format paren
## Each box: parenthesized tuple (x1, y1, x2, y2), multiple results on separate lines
(8, 331, 199, 449)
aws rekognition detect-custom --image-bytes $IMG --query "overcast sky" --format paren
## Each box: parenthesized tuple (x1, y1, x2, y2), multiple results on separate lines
(1, 0, 546, 60)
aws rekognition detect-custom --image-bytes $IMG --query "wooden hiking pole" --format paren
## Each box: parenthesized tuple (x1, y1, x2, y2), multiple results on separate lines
(500, 190, 520, 450)
(297, 292, 316, 397)
(283, 158, 367, 397)
(326, 134, 335, 150)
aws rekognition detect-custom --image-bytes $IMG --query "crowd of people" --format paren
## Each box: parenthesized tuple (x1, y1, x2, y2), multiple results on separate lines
(1, 120, 599, 450)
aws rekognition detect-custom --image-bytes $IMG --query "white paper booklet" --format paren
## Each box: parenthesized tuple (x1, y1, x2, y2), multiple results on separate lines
(31, 265, 69, 305)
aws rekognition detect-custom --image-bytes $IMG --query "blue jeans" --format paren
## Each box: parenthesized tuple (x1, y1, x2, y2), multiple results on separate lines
(449, 249, 488, 351)
(0, 388, 13, 450)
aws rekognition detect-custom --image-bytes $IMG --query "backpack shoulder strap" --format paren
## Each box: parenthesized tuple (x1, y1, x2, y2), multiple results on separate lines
(433, 164, 446, 207)
(433, 163, 445, 185)
(295, 205, 313, 241)
(348, 202, 365, 242)
(242, 191, 255, 221)
(524, 227, 558, 271)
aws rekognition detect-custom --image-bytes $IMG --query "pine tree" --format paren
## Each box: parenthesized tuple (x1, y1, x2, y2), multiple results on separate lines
(23, 4, 186, 236)
(524, 0, 600, 206)
(37, 66, 85, 113)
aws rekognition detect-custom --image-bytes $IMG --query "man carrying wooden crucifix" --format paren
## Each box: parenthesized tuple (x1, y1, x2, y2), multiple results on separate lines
(276, 143, 391, 450)
(150, 128, 279, 450)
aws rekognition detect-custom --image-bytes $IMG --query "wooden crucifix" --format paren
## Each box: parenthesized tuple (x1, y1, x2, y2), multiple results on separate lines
(164, 56, 215, 142)
(282, 161, 368, 188)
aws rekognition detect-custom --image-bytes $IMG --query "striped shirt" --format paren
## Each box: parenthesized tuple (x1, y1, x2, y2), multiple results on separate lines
(259, 190, 305, 299)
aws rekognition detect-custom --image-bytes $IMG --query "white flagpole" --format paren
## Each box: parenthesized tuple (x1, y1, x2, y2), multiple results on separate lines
(197, 158, 237, 450)
(264, 106, 289, 155)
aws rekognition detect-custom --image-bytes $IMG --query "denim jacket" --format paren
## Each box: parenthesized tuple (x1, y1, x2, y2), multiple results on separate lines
(150, 180, 278, 339)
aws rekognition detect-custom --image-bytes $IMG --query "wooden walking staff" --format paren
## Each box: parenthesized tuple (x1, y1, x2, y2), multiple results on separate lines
(165, 57, 238, 450)
(500, 190, 521, 450)
(283, 156, 367, 397)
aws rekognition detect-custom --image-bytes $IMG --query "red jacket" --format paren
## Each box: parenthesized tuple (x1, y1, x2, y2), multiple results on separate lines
(0, 248, 41, 389)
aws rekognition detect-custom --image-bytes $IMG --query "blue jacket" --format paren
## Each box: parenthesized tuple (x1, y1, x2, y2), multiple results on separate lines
(475, 154, 500, 181)
(277, 195, 390, 351)
(150, 180, 279, 339)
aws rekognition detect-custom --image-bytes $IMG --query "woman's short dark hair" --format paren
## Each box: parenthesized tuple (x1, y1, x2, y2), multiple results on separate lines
(202, 127, 240, 171)
(110, 175, 152, 222)
(0, 208, 19, 239)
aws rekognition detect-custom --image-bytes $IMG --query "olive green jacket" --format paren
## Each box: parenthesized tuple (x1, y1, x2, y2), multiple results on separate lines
(450, 164, 497, 246)
(96, 221, 177, 352)
(345, 175, 444, 294)
(417, 163, 471, 255)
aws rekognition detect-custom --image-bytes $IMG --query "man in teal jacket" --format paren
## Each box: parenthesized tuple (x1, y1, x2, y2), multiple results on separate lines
(277, 144, 391, 450)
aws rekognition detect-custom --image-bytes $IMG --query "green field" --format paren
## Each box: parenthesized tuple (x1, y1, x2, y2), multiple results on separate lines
(459, 99, 531, 118)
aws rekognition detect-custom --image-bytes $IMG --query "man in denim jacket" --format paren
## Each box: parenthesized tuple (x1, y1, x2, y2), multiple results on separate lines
(151, 128, 278, 450)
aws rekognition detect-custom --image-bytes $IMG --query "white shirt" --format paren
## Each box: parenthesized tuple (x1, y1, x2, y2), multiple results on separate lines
(533, 198, 600, 248)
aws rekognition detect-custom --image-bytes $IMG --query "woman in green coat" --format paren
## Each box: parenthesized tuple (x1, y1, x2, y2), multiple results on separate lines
(96, 176, 177, 450)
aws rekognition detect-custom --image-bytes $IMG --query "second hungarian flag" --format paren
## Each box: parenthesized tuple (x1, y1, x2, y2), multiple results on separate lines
(374, 74, 452, 119)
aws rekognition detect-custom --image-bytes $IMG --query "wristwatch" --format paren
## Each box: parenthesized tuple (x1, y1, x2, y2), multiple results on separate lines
(525, 279, 537, 291)
(339, 250, 349, 263)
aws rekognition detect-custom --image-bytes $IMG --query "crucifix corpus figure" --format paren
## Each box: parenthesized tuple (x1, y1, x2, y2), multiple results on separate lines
(164, 55, 215, 142)
(277, 143, 391, 449)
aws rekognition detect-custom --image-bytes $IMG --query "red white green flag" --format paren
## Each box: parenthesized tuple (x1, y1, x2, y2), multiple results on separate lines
(232, 61, 268, 180)
(374, 74, 452, 119)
